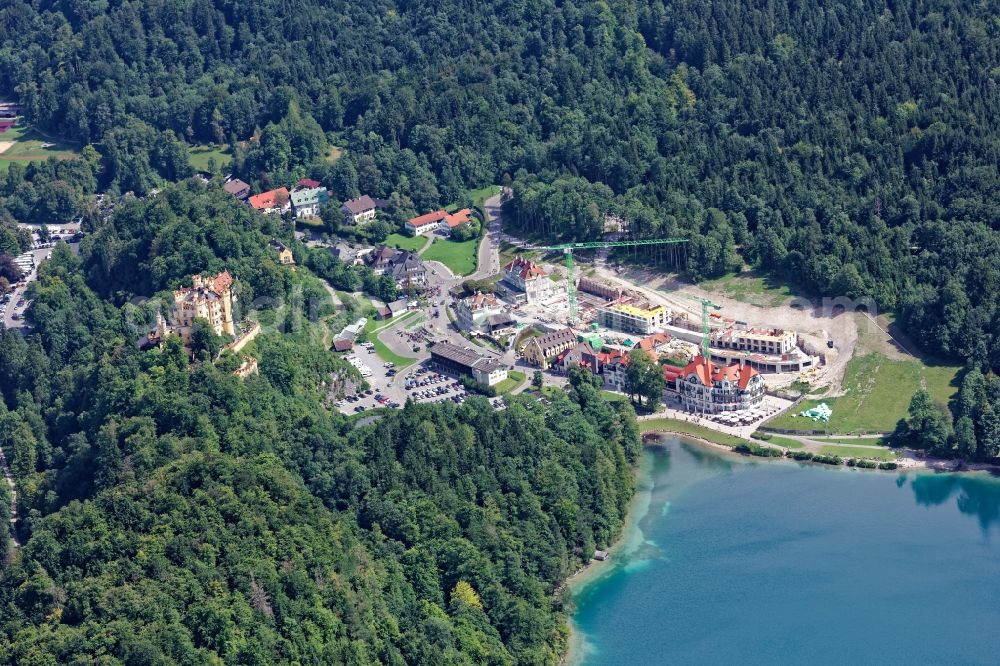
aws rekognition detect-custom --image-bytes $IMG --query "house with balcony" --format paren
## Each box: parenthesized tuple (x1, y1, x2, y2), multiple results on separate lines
(676, 356, 765, 414)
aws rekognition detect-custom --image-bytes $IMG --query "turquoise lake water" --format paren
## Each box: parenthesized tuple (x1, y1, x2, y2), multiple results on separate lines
(571, 439, 1000, 665)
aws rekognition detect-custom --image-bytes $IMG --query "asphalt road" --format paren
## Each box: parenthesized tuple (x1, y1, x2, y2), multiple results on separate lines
(473, 191, 505, 280)
(2, 242, 80, 331)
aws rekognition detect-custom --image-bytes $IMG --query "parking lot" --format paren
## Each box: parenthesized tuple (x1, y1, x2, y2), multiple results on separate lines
(335, 350, 506, 415)
(401, 367, 470, 405)
(3, 232, 84, 331)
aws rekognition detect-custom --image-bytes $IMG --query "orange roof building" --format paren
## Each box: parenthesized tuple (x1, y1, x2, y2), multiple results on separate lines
(443, 208, 473, 229)
(498, 256, 566, 305)
(676, 355, 765, 413)
(248, 187, 290, 213)
(406, 210, 449, 235)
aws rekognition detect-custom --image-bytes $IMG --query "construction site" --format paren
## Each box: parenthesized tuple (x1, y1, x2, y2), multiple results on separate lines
(495, 241, 828, 394)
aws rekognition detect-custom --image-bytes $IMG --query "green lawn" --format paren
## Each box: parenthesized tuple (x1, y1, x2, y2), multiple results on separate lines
(495, 370, 526, 395)
(361, 311, 419, 367)
(639, 418, 749, 448)
(601, 390, 632, 404)
(336, 291, 364, 311)
(466, 185, 501, 206)
(0, 126, 79, 170)
(188, 144, 231, 171)
(699, 271, 794, 307)
(370, 336, 417, 368)
(514, 327, 541, 350)
(765, 352, 960, 434)
(363, 310, 417, 336)
(814, 436, 887, 446)
(421, 238, 478, 275)
(540, 386, 563, 400)
(498, 242, 539, 269)
(818, 445, 897, 461)
(754, 433, 805, 449)
(385, 233, 429, 253)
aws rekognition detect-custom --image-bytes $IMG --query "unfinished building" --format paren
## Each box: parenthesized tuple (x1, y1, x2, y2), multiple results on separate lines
(597, 299, 669, 335)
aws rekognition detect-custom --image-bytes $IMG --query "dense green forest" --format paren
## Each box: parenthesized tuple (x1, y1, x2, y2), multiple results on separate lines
(2, 0, 999, 371)
(1, 0, 1000, 654)
(0, 184, 640, 663)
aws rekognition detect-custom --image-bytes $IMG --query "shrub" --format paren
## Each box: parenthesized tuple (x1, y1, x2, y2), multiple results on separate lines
(878, 462, 898, 470)
(751, 431, 772, 441)
(735, 442, 784, 457)
(459, 376, 496, 397)
(855, 459, 878, 469)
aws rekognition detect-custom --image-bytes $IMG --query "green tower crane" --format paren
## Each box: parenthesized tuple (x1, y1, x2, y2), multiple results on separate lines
(523, 238, 688, 323)
(686, 295, 722, 361)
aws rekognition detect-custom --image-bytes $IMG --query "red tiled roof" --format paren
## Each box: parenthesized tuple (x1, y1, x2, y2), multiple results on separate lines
(679, 356, 759, 388)
(248, 187, 289, 210)
(444, 208, 473, 228)
(662, 366, 683, 379)
(504, 256, 547, 279)
(637, 332, 671, 352)
(465, 291, 499, 310)
(212, 270, 233, 293)
(297, 178, 321, 189)
(409, 210, 449, 227)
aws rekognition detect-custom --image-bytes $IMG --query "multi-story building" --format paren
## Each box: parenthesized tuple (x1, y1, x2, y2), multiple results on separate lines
(406, 210, 448, 235)
(405, 208, 475, 236)
(675, 356, 765, 414)
(597, 301, 669, 334)
(341, 195, 379, 224)
(711, 327, 798, 356)
(387, 251, 427, 287)
(455, 291, 504, 332)
(429, 341, 508, 386)
(554, 343, 630, 391)
(363, 246, 427, 287)
(290, 186, 329, 218)
(440, 208, 473, 235)
(223, 178, 251, 200)
(498, 256, 565, 304)
(165, 271, 237, 342)
(522, 327, 577, 369)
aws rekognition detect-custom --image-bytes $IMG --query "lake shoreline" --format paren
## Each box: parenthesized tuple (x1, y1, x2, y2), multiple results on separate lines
(558, 446, 660, 666)
(643, 426, 1000, 476)
(558, 431, 1000, 665)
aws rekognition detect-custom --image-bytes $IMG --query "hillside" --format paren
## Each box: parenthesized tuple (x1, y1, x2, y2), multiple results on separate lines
(2, 0, 1000, 657)
(0, 185, 641, 663)
(2, 0, 998, 372)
